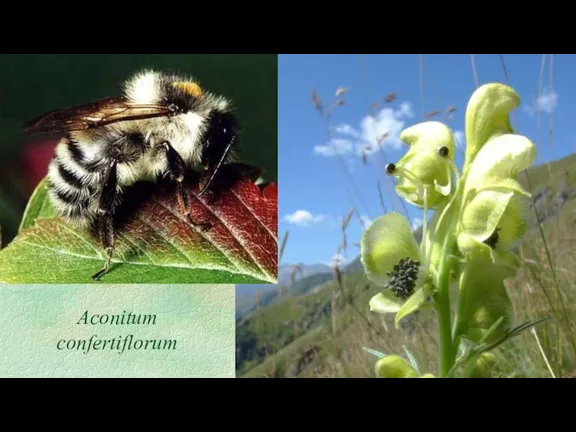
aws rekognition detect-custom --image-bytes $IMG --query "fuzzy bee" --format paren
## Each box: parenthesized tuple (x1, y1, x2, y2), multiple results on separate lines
(23, 69, 239, 280)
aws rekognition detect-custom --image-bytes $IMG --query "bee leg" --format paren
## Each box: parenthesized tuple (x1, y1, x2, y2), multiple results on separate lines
(92, 160, 118, 281)
(162, 141, 212, 232)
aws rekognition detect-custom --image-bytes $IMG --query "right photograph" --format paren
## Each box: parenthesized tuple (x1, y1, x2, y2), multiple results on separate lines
(237, 54, 576, 378)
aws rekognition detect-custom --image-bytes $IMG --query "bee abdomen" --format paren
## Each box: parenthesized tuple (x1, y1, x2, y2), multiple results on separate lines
(48, 139, 102, 226)
(47, 172, 95, 224)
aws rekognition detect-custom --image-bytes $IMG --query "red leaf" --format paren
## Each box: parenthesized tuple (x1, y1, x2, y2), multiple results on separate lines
(107, 163, 279, 282)
(0, 162, 278, 284)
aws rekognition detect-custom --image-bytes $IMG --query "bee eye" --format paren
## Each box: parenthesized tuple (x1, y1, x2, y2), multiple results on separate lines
(215, 114, 235, 142)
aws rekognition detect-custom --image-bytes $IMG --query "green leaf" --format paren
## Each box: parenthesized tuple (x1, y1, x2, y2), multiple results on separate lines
(363, 347, 386, 359)
(0, 164, 278, 284)
(448, 317, 549, 377)
(471, 316, 550, 358)
(456, 317, 550, 372)
(477, 316, 505, 345)
(18, 177, 53, 231)
(402, 345, 421, 374)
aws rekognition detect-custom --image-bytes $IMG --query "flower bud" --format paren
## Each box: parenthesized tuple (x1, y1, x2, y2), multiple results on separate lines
(375, 355, 420, 378)
(467, 352, 497, 378)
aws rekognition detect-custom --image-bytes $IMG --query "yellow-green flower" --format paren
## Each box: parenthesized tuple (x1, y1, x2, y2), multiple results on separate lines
(463, 83, 520, 173)
(465, 352, 498, 378)
(388, 121, 456, 209)
(451, 83, 535, 345)
(375, 355, 434, 378)
(362, 82, 538, 379)
(457, 130, 536, 266)
(453, 254, 516, 344)
(361, 212, 434, 328)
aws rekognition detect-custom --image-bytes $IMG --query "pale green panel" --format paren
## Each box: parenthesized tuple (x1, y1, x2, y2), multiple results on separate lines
(0, 284, 235, 378)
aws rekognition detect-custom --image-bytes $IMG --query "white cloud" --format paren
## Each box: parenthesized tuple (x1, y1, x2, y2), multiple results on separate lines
(360, 215, 373, 229)
(327, 253, 348, 268)
(411, 217, 423, 231)
(524, 89, 558, 116)
(333, 213, 372, 229)
(314, 102, 415, 158)
(283, 210, 328, 227)
(453, 130, 465, 151)
(333, 123, 360, 138)
(313, 138, 353, 157)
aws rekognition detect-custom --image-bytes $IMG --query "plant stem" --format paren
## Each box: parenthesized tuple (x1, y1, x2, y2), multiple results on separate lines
(431, 169, 464, 377)
(436, 246, 455, 377)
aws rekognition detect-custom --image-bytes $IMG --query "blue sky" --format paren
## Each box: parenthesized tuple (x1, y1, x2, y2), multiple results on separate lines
(279, 54, 574, 267)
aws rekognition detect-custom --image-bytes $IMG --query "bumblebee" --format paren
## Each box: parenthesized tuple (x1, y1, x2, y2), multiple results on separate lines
(23, 69, 239, 280)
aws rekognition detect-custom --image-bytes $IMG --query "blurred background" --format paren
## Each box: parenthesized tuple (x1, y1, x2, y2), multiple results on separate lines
(0, 54, 277, 246)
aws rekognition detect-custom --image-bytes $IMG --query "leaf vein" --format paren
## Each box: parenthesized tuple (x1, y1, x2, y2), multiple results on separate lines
(51, 220, 103, 256)
(17, 240, 252, 275)
(231, 188, 276, 241)
(134, 214, 199, 267)
(150, 198, 245, 274)
(192, 196, 267, 277)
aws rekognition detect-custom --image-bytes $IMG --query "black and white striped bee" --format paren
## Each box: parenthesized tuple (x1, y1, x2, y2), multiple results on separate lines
(23, 69, 239, 280)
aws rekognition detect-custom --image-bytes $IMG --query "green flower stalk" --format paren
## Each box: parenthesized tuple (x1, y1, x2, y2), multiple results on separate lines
(362, 82, 542, 378)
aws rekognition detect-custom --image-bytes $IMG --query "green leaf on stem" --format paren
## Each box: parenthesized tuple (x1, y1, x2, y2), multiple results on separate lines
(472, 316, 550, 357)
(402, 345, 421, 374)
(363, 347, 386, 359)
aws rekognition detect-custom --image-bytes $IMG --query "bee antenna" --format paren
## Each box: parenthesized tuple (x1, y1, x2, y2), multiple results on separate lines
(196, 135, 235, 197)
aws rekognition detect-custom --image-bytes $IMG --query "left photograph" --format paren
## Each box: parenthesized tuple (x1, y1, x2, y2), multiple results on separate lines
(0, 54, 277, 284)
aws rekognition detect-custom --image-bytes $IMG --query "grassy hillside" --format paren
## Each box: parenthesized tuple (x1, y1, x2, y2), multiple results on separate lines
(236, 152, 576, 378)
(236, 272, 334, 321)
(236, 263, 334, 320)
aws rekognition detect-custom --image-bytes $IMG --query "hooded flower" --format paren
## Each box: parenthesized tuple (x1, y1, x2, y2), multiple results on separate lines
(455, 81, 534, 265)
(361, 212, 434, 328)
(463, 83, 520, 173)
(389, 121, 456, 209)
(457, 127, 536, 266)
(452, 82, 535, 344)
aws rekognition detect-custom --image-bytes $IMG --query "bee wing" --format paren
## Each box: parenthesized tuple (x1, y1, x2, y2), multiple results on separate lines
(22, 97, 174, 134)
